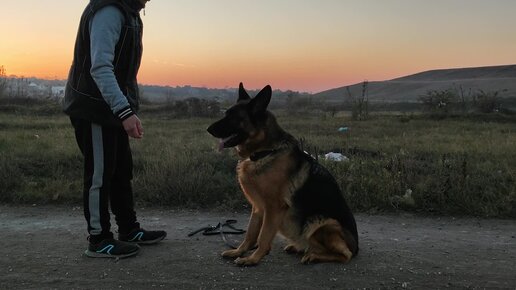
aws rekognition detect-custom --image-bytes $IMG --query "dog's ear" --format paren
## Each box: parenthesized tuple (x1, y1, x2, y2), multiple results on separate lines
(249, 85, 272, 115)
(238, 82, 251, 102)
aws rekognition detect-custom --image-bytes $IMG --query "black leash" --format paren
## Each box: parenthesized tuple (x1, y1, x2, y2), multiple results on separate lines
(188, 219, 246, 249)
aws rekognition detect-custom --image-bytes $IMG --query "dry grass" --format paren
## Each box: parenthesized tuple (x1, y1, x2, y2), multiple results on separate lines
(0, 103, 515, 217)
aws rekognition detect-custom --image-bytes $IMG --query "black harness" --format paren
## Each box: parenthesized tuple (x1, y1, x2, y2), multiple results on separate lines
(249, 149, 279, 161)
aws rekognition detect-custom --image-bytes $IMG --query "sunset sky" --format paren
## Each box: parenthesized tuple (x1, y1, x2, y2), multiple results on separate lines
(1, 0, 515, 93)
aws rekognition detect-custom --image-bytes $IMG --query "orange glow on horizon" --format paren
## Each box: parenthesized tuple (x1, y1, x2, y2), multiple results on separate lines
(1, 1, 516, 93)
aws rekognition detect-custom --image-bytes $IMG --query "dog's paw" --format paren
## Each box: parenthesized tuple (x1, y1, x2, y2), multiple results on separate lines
(301, 253, 317, 264)
(284, 244, 302, 254)
(221, 249, 243, 258)
(235, 256, 260, 267)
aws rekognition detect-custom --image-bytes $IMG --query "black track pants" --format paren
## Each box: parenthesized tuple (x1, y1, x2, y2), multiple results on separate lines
(71, 118, 138, 242)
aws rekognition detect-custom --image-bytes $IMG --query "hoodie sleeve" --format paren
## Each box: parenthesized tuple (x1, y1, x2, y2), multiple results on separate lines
(89, 5, 135, 121)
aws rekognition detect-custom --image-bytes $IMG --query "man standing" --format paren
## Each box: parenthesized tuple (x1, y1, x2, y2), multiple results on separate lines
(63, 0, 166, 258)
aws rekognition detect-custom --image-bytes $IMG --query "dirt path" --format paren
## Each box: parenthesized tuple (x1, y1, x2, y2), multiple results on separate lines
(0, 205, 515, 289)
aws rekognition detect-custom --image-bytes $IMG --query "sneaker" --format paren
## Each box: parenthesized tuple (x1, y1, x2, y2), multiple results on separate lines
(85, 238, 140, 259)
(119, 228, 167, 245)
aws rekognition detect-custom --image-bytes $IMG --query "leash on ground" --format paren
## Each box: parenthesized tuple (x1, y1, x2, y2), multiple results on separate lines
(187, 219, 246, 249)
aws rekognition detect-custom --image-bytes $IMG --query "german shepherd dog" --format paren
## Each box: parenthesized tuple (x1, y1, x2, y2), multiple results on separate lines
(207, 83, 358, 266)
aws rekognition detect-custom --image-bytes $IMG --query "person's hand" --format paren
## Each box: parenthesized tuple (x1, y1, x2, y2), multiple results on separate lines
(122, 115, 143, 139)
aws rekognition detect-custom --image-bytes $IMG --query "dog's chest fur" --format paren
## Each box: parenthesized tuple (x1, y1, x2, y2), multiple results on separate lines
(236, 151, 309, 211)
(237, 153, 291, 209)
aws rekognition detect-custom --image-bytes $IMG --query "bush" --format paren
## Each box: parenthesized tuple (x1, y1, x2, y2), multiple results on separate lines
(0, 65, 7, 98)
(0, 97, 62, 115)
(140, 97, 221, 118)
(419, 89, 458, 115)
(473, 90, 501, 113)
(419, 88, 508, 116)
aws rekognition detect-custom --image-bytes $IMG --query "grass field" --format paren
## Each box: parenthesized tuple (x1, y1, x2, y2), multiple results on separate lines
(1, 101, 515, 217)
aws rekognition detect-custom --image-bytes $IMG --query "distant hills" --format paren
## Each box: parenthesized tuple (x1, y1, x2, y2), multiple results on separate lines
(313, 64, 516, 103)
(5, 64, 516, 104)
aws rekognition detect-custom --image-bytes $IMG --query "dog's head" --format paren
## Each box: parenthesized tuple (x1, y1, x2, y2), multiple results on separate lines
(207, 83, 272, 151)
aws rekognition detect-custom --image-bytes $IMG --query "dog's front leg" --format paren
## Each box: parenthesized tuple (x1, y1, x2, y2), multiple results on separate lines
(222, 208, 263, 258)
(235, 207, 285, 266)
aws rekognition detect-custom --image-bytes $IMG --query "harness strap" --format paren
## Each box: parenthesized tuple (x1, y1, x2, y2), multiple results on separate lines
(250, 150, 278, 161)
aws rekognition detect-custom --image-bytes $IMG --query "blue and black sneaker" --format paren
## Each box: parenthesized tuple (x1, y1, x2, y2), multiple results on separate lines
(119, 228, 167, 245)
(85, 238, 140, 259)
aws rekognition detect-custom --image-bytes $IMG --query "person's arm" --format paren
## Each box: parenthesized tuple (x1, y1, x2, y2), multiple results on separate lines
(89, 6, 143, 138)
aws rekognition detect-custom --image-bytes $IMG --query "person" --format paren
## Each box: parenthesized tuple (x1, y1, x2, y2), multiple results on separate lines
(63, 0, 166, 258)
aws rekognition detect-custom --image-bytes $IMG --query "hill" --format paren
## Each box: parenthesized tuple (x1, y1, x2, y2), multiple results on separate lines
(314, 64, 516, 102)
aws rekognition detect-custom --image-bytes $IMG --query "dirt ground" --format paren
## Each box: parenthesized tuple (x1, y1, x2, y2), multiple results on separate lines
(0, 205, 515, 290)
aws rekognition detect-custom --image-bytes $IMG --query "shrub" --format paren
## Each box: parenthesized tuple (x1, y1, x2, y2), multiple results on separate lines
(473, 90, 501, 113)
(419, 89, 458, 115)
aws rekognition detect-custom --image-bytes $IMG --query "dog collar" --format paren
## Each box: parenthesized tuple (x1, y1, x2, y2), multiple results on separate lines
(250, 150, 278, 161)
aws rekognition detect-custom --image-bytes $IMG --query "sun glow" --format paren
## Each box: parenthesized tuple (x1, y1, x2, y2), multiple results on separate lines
(1, 0, 516, 92)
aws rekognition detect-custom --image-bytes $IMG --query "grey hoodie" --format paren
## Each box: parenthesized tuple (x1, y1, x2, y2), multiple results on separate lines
(89, 5, 130, 117)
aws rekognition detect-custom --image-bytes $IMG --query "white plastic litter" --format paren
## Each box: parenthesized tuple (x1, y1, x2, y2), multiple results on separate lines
(324, 152, 349, 162)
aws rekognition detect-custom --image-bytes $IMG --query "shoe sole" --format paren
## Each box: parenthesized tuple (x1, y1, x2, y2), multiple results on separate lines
(84, 249, 140, 259)
(133, 235, 166, 245)
(121, 234, 167, 245)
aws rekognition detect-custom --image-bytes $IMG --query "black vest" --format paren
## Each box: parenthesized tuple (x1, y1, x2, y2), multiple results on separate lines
(63, 0, 143, 126)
